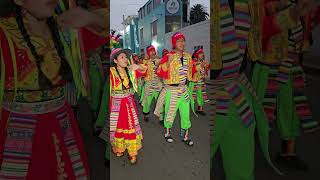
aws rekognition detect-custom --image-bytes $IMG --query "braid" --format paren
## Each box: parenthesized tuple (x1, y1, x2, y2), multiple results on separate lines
(13, 5, 52, 88)
(125, 67, 133, 88)
(46, 17, 72, 81)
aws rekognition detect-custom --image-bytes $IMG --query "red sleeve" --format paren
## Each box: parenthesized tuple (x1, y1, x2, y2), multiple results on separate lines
(157, 54, 170, 79)
(135, 66, 148, 78)
(191, 60, 197, 78)
(80, 28, 108, 54)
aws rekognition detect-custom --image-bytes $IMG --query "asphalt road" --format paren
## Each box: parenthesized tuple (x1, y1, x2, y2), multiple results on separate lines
(110, 96, 211, 180)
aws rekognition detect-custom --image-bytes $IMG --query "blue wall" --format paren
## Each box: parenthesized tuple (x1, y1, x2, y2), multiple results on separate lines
(138, 1, 166, 56)
(123, 18, 140, 54)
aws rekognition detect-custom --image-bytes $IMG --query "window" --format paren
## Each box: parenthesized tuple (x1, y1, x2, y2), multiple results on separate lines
(140, 28, 144, 46)
(151, 20, 158, 37)
(144, 6, 147, 17)
(147, 2, 152, 14)
(139, 10, 142, 19)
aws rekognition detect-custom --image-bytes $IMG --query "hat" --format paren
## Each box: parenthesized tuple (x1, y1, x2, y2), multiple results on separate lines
(111, 48, 132, 61)
(171, 32, 185, 49)
(146, 45, 156, 56)
(192, 48, 204, 59)
(162, 49, 169, 56)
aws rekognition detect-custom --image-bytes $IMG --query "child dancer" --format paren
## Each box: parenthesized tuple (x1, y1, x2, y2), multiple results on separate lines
(109, 48, 146, 164)
(189, 48, 210, 115)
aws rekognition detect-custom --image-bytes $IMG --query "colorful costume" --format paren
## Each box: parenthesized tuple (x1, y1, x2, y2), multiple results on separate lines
(211, 0, 279, 179)
(0, 13, 89, 179)
(189, 48, 209, 114)
(99, 48, 145, 164)
(140, 45, 163, 121)
(154, 32, 195, 145)
(251, 0, 319, 169)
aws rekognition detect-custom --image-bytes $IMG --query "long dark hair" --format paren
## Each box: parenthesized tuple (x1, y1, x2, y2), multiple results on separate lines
(12, 4, 72, 89)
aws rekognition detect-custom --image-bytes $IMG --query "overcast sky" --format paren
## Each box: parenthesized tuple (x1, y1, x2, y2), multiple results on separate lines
(111, 0, 210, 31)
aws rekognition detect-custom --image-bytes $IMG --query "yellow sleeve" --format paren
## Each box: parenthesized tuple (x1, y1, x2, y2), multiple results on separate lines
(247, 0, 262, 61)
(212, 0, 223, 70)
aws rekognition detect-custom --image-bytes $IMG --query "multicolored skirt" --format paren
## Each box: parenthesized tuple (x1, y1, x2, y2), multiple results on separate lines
(109, 90, 142, 157)
(0, 97, 90, 180)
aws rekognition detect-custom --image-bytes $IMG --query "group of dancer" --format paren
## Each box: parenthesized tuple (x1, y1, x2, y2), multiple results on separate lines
(102, 32, 210, 164)
(211, 0, 320, 179)
(0, 0, 108, 179)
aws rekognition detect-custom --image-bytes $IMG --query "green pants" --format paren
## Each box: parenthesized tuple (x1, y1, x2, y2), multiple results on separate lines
(138, 79, 143, 98)
(142, 91, 160, 114)
(252, 63, 300, 139)
(88, 62, 102, 113)
(188, 82, 205, 106)
(212, 83, 275, 180)
(163, 91, 191, 129)
(95, 80, 109, 127)
(139, 85, 145, 103)
(95, 80, 110, 160)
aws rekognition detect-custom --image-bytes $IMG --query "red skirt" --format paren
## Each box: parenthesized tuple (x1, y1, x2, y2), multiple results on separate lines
(110, 94, 142, 157)
(0, 101, 90, 180)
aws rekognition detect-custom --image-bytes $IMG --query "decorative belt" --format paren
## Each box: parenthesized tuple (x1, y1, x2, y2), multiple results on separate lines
(167, 84, 186, 87)
(111, 88, 134, 98)
(4, 86, 65, 103)
(2, 96, 65, 114)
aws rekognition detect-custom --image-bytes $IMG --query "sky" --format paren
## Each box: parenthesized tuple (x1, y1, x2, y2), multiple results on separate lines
(111, 0, 210, 31)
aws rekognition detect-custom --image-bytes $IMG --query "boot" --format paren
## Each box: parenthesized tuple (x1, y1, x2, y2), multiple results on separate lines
(196, 106, 206, 116)
(164, 128, 173, 143)
(181, 129, 194, 146)
(275, 140, 308, 171)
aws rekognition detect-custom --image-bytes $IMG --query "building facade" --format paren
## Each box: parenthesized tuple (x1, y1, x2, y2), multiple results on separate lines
(122, 15, 140, 54)
(138, 0, 190, 56)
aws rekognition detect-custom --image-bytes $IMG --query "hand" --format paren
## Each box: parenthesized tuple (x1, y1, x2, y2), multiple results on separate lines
(128, 64, 140, 71)
(58, 7, 93, 29)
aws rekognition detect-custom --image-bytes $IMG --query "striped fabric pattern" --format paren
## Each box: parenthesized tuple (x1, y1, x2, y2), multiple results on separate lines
(215, 0, 254, 127)
(55, 108, 88, 179)
(220, 0, 242, 78)
(0, 114, 37, 179)
(154, 88, 166, 118)
(191, 82, 209, 103)
(263, 65, 279, 123)
(0, 107, 89, 179)
(225, 82, 254, 127)
(154, 56, 191, 123)
(64, 82, 78, 107)
(106, 94, 141, 142)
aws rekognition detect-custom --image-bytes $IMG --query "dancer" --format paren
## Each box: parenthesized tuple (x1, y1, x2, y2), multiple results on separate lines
(189, 48, 210, 115)
(109, 48, 146, 164)
(154, 32, 195, 146)
(251, 0, 319, 170)
(211, 0, 280, 179)
(0, 0, 107, 178)
(141, 45, 163, 122)
(133, 53, 144, 100)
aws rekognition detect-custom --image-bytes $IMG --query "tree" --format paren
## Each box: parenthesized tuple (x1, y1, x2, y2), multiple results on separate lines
(190, 4, 209, 25)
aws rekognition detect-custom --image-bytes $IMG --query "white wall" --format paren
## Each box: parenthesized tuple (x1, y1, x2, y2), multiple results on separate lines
(165, 19, 211, 78)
